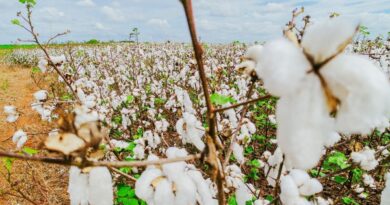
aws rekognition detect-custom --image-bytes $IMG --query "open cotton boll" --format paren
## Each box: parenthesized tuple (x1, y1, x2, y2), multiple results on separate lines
(299, 178, 323, 196)
(301, 18, 358, 64)
(232, 142, 245, 164)
(276, 75, 334, 170)
(74, 106, 99, 128)
(12, 130, 28, 148)
(280, 175, 301, 204)
(258, 38, 311, 97)
(325, 132, 341, 147)
(235, 181, 254, 205)
(153, 179, 175, 205)
(38, 58, 48, 72)
(33, 90, 48, 101)
(173, 174, 197, 205)
(50, 55, 66, 65)
(363, 174, 376, 188)
(187, 170, 215, 205)
(68, 166, 88, 205)
(162, 147, 188, 181)
(143, 130, 161, 149)
(4, 105, 16, 115)
(88, 167, 114, 205)
(381, 173, 390, 205)
(351, 147, 378, 171)
(176, 112, 205, 151)
(289, 169, 310, 187)
(321, 54, 390, 135)
(236, 60, 257, 76)
(135, 168, 163, 201)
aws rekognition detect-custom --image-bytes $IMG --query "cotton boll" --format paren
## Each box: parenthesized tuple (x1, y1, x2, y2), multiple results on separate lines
(34, 90, 48, 101)
(6, 114, 19, 123)
(325, 132, 341, 147)
(232, 142, 245, 164)
(153, 179, 175, 205)
(258, 38, 311, 96)
(135, 168, 163, 201)
(289, 169, 310, 187)
(12, 130, 28, 148)
(74, 106, 99, 128)
(88, 167, 114, 205)
(176, 112, 205, 151)
(299, 178, 323, 196)
(143, 131, 161, 148)
(235, 181, 254, 205)
(280, 175, 300, 204)
(38, 58, 48, 72)
(244, 45, 263, 63)
(381, 173, 390, 205)
(187, 170, 215, 205)
(173, 174, 197, 205)
(236, 60, 256, 76)
(302, 18, 358, 64)
(68, 166, 88, 205)
(351, 147, 378, 171)
(276, 75, 333, 170)
(321, 54, 390, 135)
(4, 105, 16, 114)
(363, 174, 376, 188)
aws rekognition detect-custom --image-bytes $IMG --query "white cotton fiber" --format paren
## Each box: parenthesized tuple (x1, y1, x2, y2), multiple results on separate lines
(153, 178, 175, 205)
(276, 75, 334, 170)
(12, 130, 28, 148)
(321, 54, 390, 135)
(232, 142, 245, 164)
(187, 170, 215, 205)
(280, 175, 300, 204)
(176, 112, 205, 151)
(258, 38, 311, 97)
(68, 166, 88, 205)
(381, 173, 390, 205)
(88, 167, 113, 205)
(351, 147, 378, 171)
(235, 181, 254, 205)
(289, 169, 310, 187)
(135, 168, 163, 200)
(33, 90, 48, 101)
(173, 174, 197, 205)
(301, 18, 358, 64)
(4, 105, 19, 123)
(299, 178, 323, 196)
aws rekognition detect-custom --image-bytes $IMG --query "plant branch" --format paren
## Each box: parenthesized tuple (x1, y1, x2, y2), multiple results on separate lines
(214, 94, 272, 113)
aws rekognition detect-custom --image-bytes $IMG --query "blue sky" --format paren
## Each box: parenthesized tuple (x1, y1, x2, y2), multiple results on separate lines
(1, 0, 389, 44)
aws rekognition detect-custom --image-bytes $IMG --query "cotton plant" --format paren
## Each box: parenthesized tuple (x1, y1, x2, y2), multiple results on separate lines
(239, 17, 390, 170)
(263, 148, 287, 187)
(31, 90, 56, 121)
(135, 147, 217, 205)
(68, 166, 113, 205)
(4, 105, 19, 123)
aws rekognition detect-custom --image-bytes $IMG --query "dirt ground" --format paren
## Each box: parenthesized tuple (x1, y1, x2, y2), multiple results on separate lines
(0, 65, 69, 205)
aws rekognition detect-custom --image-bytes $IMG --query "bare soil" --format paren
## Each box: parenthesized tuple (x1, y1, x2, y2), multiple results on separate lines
(0, 65, 69, 205)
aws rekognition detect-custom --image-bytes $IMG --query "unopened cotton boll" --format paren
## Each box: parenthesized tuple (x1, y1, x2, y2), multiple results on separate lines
(33, 90, 48, 101)
(88, 167, 114, 205)
(381, 173, 390, 205)
(257, 38, 311, 97)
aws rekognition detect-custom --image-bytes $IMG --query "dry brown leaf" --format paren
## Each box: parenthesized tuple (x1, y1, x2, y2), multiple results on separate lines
(44, 133, 85, 155)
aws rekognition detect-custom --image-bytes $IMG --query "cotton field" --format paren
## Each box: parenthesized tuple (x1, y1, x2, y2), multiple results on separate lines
(0, 0, 389, 205)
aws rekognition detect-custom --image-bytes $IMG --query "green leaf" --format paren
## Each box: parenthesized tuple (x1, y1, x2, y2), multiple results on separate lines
(125, 95, 134, 105)
(2, 158, 13, 172)
(210, 93, 236, 106)
(324, 151, 350, 170)
(11, 19, 21, 26)
(228, 195, 238, 205)
(31, 67, 41, 73)
(342, 197, 359, 205)
(351, 168, 363, 184)
(22, 147, 38, 155)
(333, 175, 348, 184)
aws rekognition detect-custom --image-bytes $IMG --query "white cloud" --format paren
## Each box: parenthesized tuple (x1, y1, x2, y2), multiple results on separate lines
(101, 6, 124, 22)
(94, 22, 107, 30)
(39, 7, 65, 18)
(77, 0, 95, 7)
(147, 18, 169, 28)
